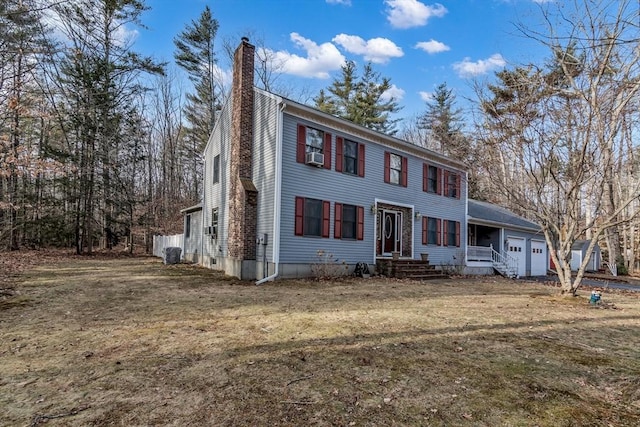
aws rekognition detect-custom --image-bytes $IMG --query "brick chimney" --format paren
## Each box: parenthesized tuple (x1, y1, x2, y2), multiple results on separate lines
(227, 37, 258, 275)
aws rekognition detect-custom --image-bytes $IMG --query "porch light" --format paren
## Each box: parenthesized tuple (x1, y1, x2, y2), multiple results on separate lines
(415, 211, 422, 219)
(370, 204, 376, 213)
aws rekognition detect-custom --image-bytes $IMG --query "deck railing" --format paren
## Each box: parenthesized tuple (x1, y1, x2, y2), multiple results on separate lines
(491, 246, 518, 277)
(466, 245, 493, 262)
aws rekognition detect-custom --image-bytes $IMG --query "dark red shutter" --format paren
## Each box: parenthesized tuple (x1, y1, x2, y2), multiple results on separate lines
(443, 220, 449, 246)
(436, 168, 442, 195)
(297, 124, 306, 163)
(358, 144, 365, 177)
(422, 164, 428, 192)
(356, 206, 364, 240)
(422, 217, 427, 244)
(401, 156, 408, 187)
(294, 197, 304, 235)
(334, 203, 342, 239)
(322, 201, 330, 238)
(456, 174, 461, 199)
(455, 221, 461, 247)
(444, 170, 450, 197)
(436, 219, 442, 246)
(384, 152, 390, 183)
(323, 132, 332, 170)
(335, 137, 343, 173)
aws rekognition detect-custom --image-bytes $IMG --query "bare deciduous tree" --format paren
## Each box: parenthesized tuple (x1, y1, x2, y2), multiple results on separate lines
(475, 0, 640, 295)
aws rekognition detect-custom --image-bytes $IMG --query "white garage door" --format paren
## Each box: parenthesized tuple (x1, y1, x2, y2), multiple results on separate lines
(531, 240, 547, 276)
(507, 237, 526, 278)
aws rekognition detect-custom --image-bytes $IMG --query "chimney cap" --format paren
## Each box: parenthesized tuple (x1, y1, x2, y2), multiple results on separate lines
(241, 36, 249, 43)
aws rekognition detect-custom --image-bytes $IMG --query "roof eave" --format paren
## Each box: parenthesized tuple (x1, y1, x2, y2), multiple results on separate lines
(281, 100, 468, 172)
(468, 216, 541, 234)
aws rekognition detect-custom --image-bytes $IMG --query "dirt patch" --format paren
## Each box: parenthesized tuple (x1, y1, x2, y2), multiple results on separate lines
(1, 256, 639, 426)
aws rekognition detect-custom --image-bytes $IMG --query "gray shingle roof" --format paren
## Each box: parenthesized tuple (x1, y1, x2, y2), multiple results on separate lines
(468, 199, 540, 231)
(571, 240, 599, 251)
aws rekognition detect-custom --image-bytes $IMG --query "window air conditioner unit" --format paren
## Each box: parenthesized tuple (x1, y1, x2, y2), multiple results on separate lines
(305, 151, 324, 167)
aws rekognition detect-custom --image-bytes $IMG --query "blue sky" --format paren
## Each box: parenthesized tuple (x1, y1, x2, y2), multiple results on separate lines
(135, 0, 553, 122)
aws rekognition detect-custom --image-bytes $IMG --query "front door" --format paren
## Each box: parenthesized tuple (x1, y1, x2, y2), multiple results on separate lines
(381, 210, 402, 256)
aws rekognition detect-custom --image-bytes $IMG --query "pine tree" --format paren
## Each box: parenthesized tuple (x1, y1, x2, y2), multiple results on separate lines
(418, 83, 468, 160)
(51, 0, 162, 253)
(174, 5, 220, 200)
(314, 61, 401, 135)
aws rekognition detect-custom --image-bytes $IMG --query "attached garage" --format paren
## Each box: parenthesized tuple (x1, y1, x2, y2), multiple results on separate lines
(467, 199, 549, 278)
(530, 240, 547, 276)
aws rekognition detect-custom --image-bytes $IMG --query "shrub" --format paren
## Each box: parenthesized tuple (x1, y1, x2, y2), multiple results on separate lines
(311, 249, 349, 279)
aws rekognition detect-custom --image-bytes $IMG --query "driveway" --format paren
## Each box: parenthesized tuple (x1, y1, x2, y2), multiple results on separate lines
(527, 274, 640, 292)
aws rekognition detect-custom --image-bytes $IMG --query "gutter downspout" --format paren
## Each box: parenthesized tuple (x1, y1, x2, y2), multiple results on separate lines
(200, 158, 206, 267)
(256, 101, 285, 284)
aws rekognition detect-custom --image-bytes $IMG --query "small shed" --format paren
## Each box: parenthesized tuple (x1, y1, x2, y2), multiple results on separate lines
(570, 240, 601, 272)
(551, 239, 602, 272)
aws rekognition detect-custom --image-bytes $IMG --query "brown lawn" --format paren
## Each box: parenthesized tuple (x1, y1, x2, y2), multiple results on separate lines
(1, 254, 639, 426)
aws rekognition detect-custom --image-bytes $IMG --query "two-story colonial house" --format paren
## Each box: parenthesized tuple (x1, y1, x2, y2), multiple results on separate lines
(183, 38, 470, 281)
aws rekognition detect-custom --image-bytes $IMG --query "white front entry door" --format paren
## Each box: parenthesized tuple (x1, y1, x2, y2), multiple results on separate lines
(507, 237, 526, 277)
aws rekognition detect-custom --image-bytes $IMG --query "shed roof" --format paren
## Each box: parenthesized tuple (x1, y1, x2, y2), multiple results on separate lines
(180, 203, 203, 214)
(571, 240, 600, 251)
(468, 199, 540, 232)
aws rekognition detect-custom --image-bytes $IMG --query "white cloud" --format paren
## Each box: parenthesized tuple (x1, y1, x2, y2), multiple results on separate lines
(453, 54, 506, 78)
(213, 64, 233, 90)
(270, 33, 346, 78)
(326, 0, 352, 5)
(419, 91, 433, 102)
(114, 25, 139, 47)
(415, 39, 450, 54)
(385, 0, 447, 29)
(44, 8, 138, 48)
(333, 34, 403, 64)
(381, 84, 405, 101)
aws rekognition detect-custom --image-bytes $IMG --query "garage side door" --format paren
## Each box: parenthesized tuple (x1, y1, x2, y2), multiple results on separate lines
(531, 240, 547, 276)
(507, 237, 526, 278)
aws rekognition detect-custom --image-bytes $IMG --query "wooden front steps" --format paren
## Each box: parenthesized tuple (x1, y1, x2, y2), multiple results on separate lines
(376, 259, 449, 280)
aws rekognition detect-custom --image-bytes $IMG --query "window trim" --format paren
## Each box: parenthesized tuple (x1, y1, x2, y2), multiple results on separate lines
(384, 151, 407, 187)
(213, 154, 220, 184)
(294, 196, 330, 238)
(211, 208, 219, 239)
(443, 219, 461, 247)
(335, 137, 365, 177)
(185, 214, 191, 238)
(423, 163, 442, 195)
(296, 124, 332, 170)
(444, 170, 461, 199)
(422, 216, 441, 246)
(334, 203, 364, 240)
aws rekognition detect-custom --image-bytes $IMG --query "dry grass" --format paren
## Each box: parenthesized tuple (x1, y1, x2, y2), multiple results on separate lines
(1, 255, 639, 426)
